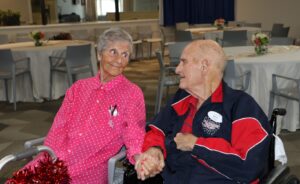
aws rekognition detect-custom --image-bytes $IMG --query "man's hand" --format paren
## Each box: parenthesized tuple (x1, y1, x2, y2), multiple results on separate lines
(174, 133, 197, 151)
(135, 147, 165, 180)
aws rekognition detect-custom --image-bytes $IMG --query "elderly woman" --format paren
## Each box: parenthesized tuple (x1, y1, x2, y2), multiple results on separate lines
(20, 28, 146, 183)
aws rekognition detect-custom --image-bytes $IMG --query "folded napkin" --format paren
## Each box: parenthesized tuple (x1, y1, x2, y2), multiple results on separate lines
(274, 134, 287, 165)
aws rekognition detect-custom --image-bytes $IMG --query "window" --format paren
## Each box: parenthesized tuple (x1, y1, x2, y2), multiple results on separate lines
(96, 0, 123, 17)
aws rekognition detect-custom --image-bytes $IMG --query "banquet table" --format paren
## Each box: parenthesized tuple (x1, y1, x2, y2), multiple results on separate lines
(0, 40, 97, 102)
(223, 45, 300, 132)
(186, 26, 261, 42)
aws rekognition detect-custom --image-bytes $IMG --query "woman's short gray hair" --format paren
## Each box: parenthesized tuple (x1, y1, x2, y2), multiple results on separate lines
(97, 27, 133, 54)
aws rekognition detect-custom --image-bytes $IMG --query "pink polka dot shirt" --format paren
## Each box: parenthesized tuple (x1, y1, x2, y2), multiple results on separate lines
(25, 73, 146, 184)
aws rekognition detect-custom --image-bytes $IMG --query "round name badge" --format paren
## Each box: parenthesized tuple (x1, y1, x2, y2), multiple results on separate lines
(208, 111, 223, 123)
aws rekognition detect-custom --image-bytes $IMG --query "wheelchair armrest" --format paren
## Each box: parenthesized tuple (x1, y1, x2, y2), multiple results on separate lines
(263, 164, 290, 184)
(108, 149, 126, 184)
(272, 73, 299, 82)
(24, 137, 45, 149)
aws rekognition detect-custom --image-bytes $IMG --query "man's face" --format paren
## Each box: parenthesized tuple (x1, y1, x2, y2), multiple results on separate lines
(175, 46, 205, 91)
(98, 41, 130, 82)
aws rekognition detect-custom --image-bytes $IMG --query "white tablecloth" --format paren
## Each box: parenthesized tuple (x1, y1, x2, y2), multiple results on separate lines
(205, 27, 261, 42)
(186, 26, 261, 42)
(224, 45, 300, 132)
(0, 40, 97, 102)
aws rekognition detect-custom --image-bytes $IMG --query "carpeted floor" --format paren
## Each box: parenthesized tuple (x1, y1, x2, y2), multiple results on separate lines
(0, 59, 299, 182)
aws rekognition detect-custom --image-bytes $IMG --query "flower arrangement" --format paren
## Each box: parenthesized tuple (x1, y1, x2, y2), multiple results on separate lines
(214, 18, 225, 30)
(252, 32, 269, 55)
(50, 32, 72, 40)
(30, 31, 45, 46)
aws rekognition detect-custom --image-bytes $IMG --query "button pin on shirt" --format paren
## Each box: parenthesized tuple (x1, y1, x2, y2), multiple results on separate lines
(108, 105, 118, 128)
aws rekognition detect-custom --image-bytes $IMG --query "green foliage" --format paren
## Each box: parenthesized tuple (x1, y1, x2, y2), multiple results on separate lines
(0, 9, 21, 26)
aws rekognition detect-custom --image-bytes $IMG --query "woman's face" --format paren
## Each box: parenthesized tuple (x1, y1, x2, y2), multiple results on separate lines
(98, 41, 131, 82)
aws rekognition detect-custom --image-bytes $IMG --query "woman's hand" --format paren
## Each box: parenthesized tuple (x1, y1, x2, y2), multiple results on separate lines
(135, 147, 165, 180)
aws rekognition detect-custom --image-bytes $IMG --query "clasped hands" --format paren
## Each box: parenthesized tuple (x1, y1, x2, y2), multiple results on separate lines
(135, 133, 197, 180)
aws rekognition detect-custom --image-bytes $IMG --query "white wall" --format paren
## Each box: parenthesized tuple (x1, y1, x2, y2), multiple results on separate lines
(0, 0, 31, 24)
(236, 0, 300, 38)
(56, 0, 85, 20)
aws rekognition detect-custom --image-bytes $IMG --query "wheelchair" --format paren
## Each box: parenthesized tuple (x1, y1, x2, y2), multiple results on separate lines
(261, 108, 300, 184)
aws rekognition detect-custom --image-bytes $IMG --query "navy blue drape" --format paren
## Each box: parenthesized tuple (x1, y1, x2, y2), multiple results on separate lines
(163, 0, 234, 26)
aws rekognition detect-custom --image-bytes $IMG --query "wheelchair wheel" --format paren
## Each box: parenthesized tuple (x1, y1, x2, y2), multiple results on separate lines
(283, 175, 300, 184)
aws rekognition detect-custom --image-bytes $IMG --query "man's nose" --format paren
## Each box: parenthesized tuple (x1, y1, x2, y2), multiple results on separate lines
(175, 63, 181, 74)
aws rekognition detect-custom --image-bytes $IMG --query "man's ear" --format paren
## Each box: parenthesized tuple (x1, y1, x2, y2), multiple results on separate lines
(201, 59, 209, 71)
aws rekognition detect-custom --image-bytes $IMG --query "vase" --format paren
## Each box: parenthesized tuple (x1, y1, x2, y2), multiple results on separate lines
(217, 24, 224, 30)
(255, 44, 268, 55)
(34, 39, 42, 46)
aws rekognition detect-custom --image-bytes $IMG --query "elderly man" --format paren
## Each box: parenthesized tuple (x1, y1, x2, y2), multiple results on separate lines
(135, 40, 271, 184)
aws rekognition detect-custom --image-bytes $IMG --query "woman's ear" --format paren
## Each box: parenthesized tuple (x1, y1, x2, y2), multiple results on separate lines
(97, 53, 102, 62)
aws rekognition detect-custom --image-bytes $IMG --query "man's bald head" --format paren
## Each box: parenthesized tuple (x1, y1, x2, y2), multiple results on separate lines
(183, 40, 227, 73)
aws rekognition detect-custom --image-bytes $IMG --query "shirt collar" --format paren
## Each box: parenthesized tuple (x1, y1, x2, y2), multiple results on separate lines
(89, 72, 125, 91)
(171, 81, 223, 115)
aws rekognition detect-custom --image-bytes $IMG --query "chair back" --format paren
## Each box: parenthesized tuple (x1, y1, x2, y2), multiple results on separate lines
(156, 51, 166, 78)
(0, 34, 9, 44)
(244, 22, 262, 28)
(66, 44, 92, 68)
(175, 30, 193, 42)
(176, 22, 189, 30)
(222, 30, 248, 47)
(15, 33, 32, 42)
(271, 23, 284, 37)
(70, 29, 90, 40)
(228, 21, 246, 27)
(137, 25, 152, 39)
(0, 49, 14, 72)
(269, 37, 294, 45)
(223, 59, 236, 88)
(168, 41, 190, 65)
(282, 27, 290, 37)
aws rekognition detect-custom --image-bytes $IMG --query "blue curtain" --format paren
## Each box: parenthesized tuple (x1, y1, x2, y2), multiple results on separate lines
(163, 0, 234, 26)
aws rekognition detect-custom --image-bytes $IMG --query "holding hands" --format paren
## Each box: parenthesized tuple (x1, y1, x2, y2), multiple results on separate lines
(135, 147, 165, 180)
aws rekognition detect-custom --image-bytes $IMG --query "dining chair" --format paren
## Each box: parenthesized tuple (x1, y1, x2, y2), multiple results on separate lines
(168, 41, 190, 66)
(228, 21, 246, 27)
(154, 51, 179, 115)
(244, 22, 262, 28)
(160, 26, 175, 56)
(49, 44, 94, 100)
(269, 37, 294, 45)
(0, 49, 33, 110)
(122, 26, 143, 60)
(70, 29, 91, 40)
(174, 30, 193, 42)
(223, 59, 251, 91)
(0, 34, 9, 44)
(221, 30, 248, 47)
(137, 25, 162, 58)
(175, 22, 189, 30)
(271, 23, 284, 37)
(281, 27, 290, 37)
(15, 33, 32, 42)
(268, 74, 300, 121)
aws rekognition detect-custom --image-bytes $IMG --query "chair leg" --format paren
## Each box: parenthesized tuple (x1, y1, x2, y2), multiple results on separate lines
(268, 92, 275, 119)
(4, 79, 8, 102)
(49, 70, 53, 100)
(149, 42, 152, 59)
(12, 76, 16, 111)
(28, 72, 35, 101)
(154, 79, 165, 115)
(166, 86, 170, 99)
